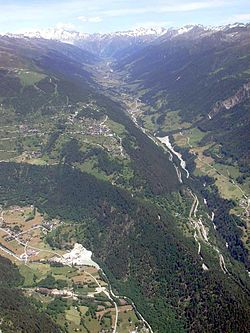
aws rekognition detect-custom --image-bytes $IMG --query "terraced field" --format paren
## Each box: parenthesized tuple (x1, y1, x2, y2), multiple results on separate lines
(0, 205, 148, 333)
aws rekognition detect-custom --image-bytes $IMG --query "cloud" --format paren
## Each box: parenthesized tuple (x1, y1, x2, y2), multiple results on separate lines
(102, 1, 227, 17)
(56, 22, 76, 30)
(231, 13, 250, 22)
(0, 0, 247, 34)
(0, 1, 103, 23)
(132, 21, 173, 29)
(221, 12, 250, 25)
(77, 16, 102, 23)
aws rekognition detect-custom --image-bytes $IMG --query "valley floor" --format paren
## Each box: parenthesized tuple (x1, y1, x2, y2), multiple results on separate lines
(94, 60, 249, 256)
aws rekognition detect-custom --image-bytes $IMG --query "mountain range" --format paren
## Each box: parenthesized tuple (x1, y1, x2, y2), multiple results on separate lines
(0, 22, 249, 333)
(5, 23, 248, 57)
(4, 23, 247, 56)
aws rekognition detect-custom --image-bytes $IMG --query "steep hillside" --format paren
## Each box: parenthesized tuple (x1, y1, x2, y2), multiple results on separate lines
(0, 36, 179, 194)
(0, 255, 63, 333)
(1, 162, 250, 332)
(116, 24, 250, 161)
(117, 24, 250, 118)
(0, 35, 249, 333)
(114, 24, 250, 264)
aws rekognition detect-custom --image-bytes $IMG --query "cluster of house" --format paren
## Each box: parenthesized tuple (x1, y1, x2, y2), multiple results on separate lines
(67, 114, 111, 137)
(20, 248, 39, 260)
(35, 287, 75, 298)
(19, 124, 39, 134)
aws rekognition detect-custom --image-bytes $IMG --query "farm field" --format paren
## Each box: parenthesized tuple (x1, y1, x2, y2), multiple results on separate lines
(0, 205, 147, 333)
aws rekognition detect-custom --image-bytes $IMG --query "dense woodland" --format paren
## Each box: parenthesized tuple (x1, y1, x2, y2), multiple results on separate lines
(0, 256, 63, 333)
(0, 33, 249, 332)
(0, 162, 249, 332)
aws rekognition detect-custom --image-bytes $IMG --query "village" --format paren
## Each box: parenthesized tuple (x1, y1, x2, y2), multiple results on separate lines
(0, 205, 149, 333)
(0, 101, 126, 165)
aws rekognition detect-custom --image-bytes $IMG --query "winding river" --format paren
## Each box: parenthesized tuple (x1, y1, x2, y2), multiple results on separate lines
(157, 135, 190, 179)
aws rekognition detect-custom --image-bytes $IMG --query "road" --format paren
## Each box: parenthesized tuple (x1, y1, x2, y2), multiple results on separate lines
(0, 223, 120, 333)
(0, 226, 65, 263)
(84, 263, 153, 333)
(85, 270, 119, 333)
(188, 190, 230, 274)
(100, 270, 154, 333)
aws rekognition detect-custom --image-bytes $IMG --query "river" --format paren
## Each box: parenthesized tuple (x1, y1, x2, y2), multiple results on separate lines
(157, 135, 190, 179)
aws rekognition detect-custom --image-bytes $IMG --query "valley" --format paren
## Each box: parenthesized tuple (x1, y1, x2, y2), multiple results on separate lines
(96, 56, 249, 212)
(99, 44, 250, 259)
(0, 23, 249, 333)
(93, 61, 247, 278)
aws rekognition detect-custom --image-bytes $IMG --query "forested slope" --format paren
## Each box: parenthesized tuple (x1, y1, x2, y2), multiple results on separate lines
(0, 256, 63, 333)
(0, 35, 249, 332)
(116, 24, 250, 165)
(0, 162, 250, 332)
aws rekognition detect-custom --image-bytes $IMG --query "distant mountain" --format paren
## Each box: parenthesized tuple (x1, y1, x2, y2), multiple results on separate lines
(9, 26, 166, 41)
(6, 26, 166, 57)
(0, 26, 250, 333)
(116, 23, 250, 162)
(7, 23, 247, 59)
(7, 27, 89, 43)
(5, 23, 249, 58)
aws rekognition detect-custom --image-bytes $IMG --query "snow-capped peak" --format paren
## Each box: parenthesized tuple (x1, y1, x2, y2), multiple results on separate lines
(9, 27, 90, 44)
(215, 22, 248, 31)
(114, 27, 167, 37)
(175, 24, 212, 35)
(176, 25, 195, 35)
(7, 26, 166, 43)
(4, 23, 248, 44)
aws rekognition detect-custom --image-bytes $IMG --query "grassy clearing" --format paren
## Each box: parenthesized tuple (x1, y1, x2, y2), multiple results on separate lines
(65, 307, 81, 325)
(186, 128, 206, 146)
(209, 67, 224, 76)
(79, 306, 89, 315)
(84, 316, 102, 333)
(0, 151, 17, 160)
(141, 113, 158, 132)
(117, 310, 138, 333)
(161, 111, 191, 132)
(17, 70, 46, 86)
(107, 119, 127, 136)
(19, 264, 36, 286)
(241, 178, 250, 196)
(0, 138, 16, 150)
(213, 173, 243, 200)
(174, 127, 206, 148)
(193, 146, 245, 200)
(25, 158, 48, 165)
(213, 163, 241, 180)
(50, 266, 76, 277)
(243, 69, 250, 75)
(173, 132, 188, 147)
(78, 157, 108, 181)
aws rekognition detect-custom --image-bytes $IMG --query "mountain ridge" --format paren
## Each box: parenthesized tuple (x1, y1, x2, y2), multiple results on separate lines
(0, 21, 249, 333)
(4, 22, 249, 44)
(4, 22, 249, 58)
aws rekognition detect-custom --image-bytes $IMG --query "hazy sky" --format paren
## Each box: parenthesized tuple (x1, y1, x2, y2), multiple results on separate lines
(0, 0, 250, 33)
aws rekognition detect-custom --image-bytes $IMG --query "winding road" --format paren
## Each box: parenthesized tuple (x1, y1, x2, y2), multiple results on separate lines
(188, 190, 230, 274)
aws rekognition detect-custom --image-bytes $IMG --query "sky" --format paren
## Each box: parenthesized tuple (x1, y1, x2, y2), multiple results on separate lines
(0, 0, 250, 34)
